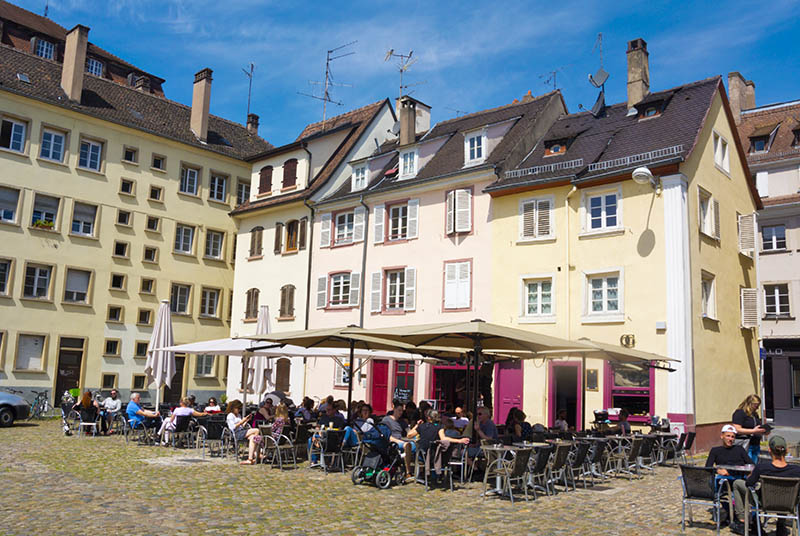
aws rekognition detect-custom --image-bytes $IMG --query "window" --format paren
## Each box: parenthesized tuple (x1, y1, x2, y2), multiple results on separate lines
(713, 132, 730, 173)
(0, 117, 26, 152)
(389, 204, 408, 240)
(399, 150, 417, 179)
(275, 358, 290, 392)
(765, 284, 790, 317)
(120, 179, 135, 195)
(545, 139, 568, 156)
(86, 57, 103, 77)
(750, 136, 769, 154)
(113, 241, 129, 258)
(116, 210, 131, 227)
(352, 165, 367, 191)
(0, 186, 20, 223)
(205, 230, 224, 259)
(700, 272, 717, 319)
(587, 273, 621, 317)
(196, 354, 215, 376)
(170, 283, 191, 314)
(249, 226, 263, 257)
(34, 38, 54, 59)
(395, 361, 415, 393)
(149, 185, 163, 201)
(40, 129, 65, 162)
(465, 131, 485, 164)
(110, 273, 126, 290)
(146, 216, 160, 232)
(385, 270, 406, 310)
(763, 225, 786, 251)
(16, 334, 45, 370)
(335, 212, 355, 244)
(446, 189, 472, 234)
(179, 166, 199, 195)
(285, 220, 299, 252)
(140, 278, 155, 294)
(0, 259, 10, 295)
(519, 196, 553, 240)
(245, 288, 259, 319)
(279, 284, 295, 318)
(334, 361, 351, 387)
(444, 261, 471, 310)
(132, 374, 147, 391)
(104, 339, 120, 356)
(24, 264, 51, 299)
(70, 202, 96, 236)
(209, 174, 228, 202)
(604, 362, 653, 422)
(64, 268, 90, 303)
(258, 166, 272, 194)
(137, 308, 152, 326)
(317, 273, 359, 309)
(522, 277, 554, 318)
(134, 341, 149, 358)
(237, 180, 250, 205)
(330, 273, 351, 307)
(31, 194, 60, 229)
(107, 305, 123, 323)
(698, 188, 720, 239)
(587, 192, 619, 231)
(174, 224, 195, 254)
(370, 269, 415, 312)
(143, 246, 158, 263)
(78, 139, 103, 172)
(151, 154, 165, 171)
(793, 129, 800, 148)
(101, 373, 117, 390)
(122, 146, 138, 163)
(200, 287, 220, 317)
(282, 159, 298, 189)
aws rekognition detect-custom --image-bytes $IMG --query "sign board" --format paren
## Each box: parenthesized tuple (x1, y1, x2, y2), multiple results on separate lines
(670, 421, 685, 437)
(393, 387, 413, 404)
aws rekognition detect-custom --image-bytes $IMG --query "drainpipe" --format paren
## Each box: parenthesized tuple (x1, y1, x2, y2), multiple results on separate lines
(565, 185, 577, 341)
(358, 194, 370, 327)
(302, 143, 313, 399)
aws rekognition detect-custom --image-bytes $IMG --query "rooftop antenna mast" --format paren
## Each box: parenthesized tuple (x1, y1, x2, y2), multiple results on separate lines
(585, 32, 609, 117)
(242, 62, 255, 118)
(539, 70, 562, 91)
(299, 41, 356, 128)
(445, 106, 467, 118)
(384, 49, 419, 98)
(43, 0, 48, 17)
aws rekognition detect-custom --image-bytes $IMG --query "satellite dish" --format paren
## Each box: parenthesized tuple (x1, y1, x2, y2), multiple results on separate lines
(588, 67, 609, 88)
(390, 121, 401, 135)
(384, 49, 394, 62)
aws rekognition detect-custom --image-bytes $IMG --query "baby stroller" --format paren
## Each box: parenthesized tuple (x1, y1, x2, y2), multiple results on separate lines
(351, 422, 404, 489)
(60, 391, 76, 436)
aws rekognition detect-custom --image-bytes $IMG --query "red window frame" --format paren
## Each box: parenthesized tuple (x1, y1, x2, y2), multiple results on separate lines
(602, 361, 655, 424)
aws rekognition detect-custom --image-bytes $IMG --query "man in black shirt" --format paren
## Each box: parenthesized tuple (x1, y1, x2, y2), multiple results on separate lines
(731, 436, 800, 535)
(706, 424, 752, 473)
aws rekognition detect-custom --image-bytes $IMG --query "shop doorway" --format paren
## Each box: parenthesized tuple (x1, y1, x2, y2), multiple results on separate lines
(163, 355, 185, 405)
(370, 359, 389, 414)
(548, 361, 581, 429)
(494, 361, 523, 424)
(55, 337, 84, 403)
(431, 365, 467, 412)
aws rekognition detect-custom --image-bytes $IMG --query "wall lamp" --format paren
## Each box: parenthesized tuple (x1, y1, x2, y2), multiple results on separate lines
(632, 166, 661, 195)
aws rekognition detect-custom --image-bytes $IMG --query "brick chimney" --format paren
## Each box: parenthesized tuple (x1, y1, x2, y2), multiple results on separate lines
(396, 96, 430, 145)
(246, 113, 259, 135)
(745, 79, 756, 110)
(728, 72, 756, 123)
(61, 24, 89, 102)
(191, 68, 213, 142)
(626, 38, 650, 109)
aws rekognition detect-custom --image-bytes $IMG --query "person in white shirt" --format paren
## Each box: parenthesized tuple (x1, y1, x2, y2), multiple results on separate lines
(226, 400, 262, 465)
(554, 409, 569, 432)
(100, 390, 122, 435)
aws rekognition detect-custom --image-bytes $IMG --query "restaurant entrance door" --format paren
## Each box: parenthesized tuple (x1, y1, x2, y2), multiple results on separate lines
(431, 365, 466, 412)
(370, 359, 389, 414)
(55, 337, 85, 403)
(548, 361, 581, 429)
(163, 355, 185, 405)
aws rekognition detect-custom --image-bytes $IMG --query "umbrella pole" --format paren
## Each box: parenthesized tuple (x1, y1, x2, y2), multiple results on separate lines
(346, 340, 354, 424)
(472, 341, 482, 442)
(464, 352, 471, 418)
(242, 351, 250, 418)
(581, 354, 587, 432)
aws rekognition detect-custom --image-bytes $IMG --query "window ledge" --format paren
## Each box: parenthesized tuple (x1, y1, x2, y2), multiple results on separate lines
(177, 191, 201, 200)
(714, 163, 731, 178)
(517, 236, 556, 245)
(518, 316, 557, 324)
(20, 296, 54, 304)
(142, 259, 159, 265)
(760, 249, 788, 255)
(763, 315, 795, 321)
(62, 301, 92, 307)
(247, 255, 263, 261)
(463, 159, 486, 168)
(36, 156, 68, 168)
(281, 249, 299, 256)
(203, 256, 226, 263)
(136, 322, 153, 328)
(581, 314, 624, 324)
(699, 230, 720, 242)
(0, 220, 20, 228)
(0, 147, 29, 159)
(325, 305, 356, 311)
(30, 225, 60, 234)
(150, 167, 167, 174)
(172, 251, 196, 258)
(147, 197, 164, 204)
(0, 293, 12, 299)
(111, 255, 130, 261)
(256, 191, 271, 198)
(12, 368, 47, 374)
(106, 319, 123, 325)
(444, 307, 472, 313)
(115, 223, 133, 230)
(199, 314, 221, 320)
(121, 159, 139, 166)
(208, 198, 231, 208)
(102, 354, 122, 359)
(578, 228, 625, 240)
(144, 228, 161, 235)
(76, 166, 105, 177)
(701, 314, 720, 323)
(380, 309, 407, 316)
(242, 318, 257, 323)
(171, 312, 191, 318)
(119, 191, 136, 199)
(332, 240, 356, 248)
(277, 316, 296, 322)
(281, 185, 298, 193)
(68, 232, 98, 241)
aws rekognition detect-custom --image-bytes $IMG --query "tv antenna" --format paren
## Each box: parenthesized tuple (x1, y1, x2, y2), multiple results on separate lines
(539, 68, 563, 91)
(43, 0, 49, 17)
(585, 33, 609, 117)
(446, 106, 467, 118)
(242, 62, 255, 118)
(298, 41, 356, 127)
(385, 49, 421, 98)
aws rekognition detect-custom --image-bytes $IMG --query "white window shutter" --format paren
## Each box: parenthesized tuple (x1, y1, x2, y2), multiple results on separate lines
(521, 201, 535, 239)
(713, 199, 721, 240)
(444, 263, 457, 309)
(445, 191, 455, 235)
(353, 206, 366, 243)
(536, 199, 551, 237)
(407, 199, 419, 239)
(370, 272, 382, 313)
(349, 272, 361, 306)
(373, 204, 385, 244)
(404, 267, 416, 311)
(457, 261, 471, 308)
(316, 276, 327, 309)
(320, 213, 331, 247)
(455, 189, 472, 233)
(738, 213, 756, 256)
(741, 287, 758, 328)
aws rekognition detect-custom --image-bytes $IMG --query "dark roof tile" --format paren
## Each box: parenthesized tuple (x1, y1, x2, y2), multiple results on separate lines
(738, 100, 800, 167)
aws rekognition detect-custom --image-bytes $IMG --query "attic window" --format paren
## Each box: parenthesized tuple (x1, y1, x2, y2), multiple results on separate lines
(544, 139, 568, 157)
(750, 136, 769, 154)
(793, 129, 800, 148)
(34, 38, 54, 60)
(16, 73, 30, 83)
(638, 102, 662, 119)
(86, 58, 104, 77)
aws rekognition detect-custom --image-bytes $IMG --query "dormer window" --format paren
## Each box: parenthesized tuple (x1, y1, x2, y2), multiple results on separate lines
(637, 100, 663, 119)
(399, 149, 417, 179)
(793, 129, 800, 148)
(464, 130, 486, 165)
(352, 165, 367, 191)
(34, 38, 54, 60)
(750, 136, 769, 154)
(86, 58, 104, 77)
(544, 139, 569, 157)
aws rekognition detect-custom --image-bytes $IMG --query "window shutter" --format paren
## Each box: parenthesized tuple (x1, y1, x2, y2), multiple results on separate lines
(316, 277, 327, 309)
(259, 166, 272, 194)
(298, 217, 308, 250)
(370, 272, 382, 312)
(455, 189, 472, 233)
(320, 213, 331, 247)
(536, 199, 551, 237)
(279, 286, 288, 317)
(444, 263, 458, 309)
(738, 213, 756, 256)
(353, 206, 366, 243)
(458, 262, 471, 308)
(65, 269, 89, 293)
(713, 199, 721, 240)
(287, 286, 295, 317)
(273, 222, 283, 254)
(407, 199, 419, 239)
(404, 267, 416, 311)
(373, 204, 385, 244)
(349, 272, 361, 306)
(741, 287, 758, 328)
(521, 201, 536, 239)
(446, 191, 455, 235)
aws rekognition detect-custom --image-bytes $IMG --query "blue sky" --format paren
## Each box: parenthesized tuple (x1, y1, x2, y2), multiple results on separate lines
(17, 0, 800, 146)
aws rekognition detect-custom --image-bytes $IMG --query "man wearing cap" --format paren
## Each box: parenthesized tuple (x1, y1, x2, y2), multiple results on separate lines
(730, 436, 800, 535)
(706, 424, 752, 473)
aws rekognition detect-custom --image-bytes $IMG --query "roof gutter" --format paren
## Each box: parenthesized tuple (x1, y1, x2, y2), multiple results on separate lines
(358, 195, 370, 327)
(302, 144, 314, 331)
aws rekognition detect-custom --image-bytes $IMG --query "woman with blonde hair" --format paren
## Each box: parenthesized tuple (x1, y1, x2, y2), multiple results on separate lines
(732, 394, 768, 463)
(225, 400, 262, 465)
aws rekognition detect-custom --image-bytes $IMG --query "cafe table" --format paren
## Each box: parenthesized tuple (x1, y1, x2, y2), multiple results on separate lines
(481, 444, 521, 497)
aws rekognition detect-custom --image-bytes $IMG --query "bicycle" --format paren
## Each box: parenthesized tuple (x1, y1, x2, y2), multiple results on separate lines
(27, 390, 52, 420)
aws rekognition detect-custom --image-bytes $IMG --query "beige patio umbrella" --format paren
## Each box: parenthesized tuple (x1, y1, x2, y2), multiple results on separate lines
(145, 300, 175, 414)
(247, 306, 273, 399)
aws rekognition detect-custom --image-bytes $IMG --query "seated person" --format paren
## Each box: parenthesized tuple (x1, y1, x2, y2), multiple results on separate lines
(295, 397, 314, 422)
(253, 398, 275, 426)
(225, 400, 262, 465)
(307, 404, 347, 463)
(731, 436, 800, 536)
(382, 402, 415, 480)
(74, 391, 100, 432)
(343, 403, 373, 448)
(126, 393, 161, 432)
(159, 397, 209, 442)
(553, 409, 569, 432)
(611, 409, 631, 436)
(451, 406, 469, 430)
(705, 424, 752, 526)
(442, 417, 463, 440)
(467, 407, 499, 459)
(270, 403, 289, 440)
(317, 395, 334, 414)
(187, 395, 197, 409)
(407, 410, 470, 484)
(100, 389, 121, 435)
(204, 397, 222, 413)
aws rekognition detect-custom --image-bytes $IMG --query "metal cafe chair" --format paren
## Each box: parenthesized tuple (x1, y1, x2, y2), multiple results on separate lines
(679, 464, 730, 536)
(745, 476, 800, 536)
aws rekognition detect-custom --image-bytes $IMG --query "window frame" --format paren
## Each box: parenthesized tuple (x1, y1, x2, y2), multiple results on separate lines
(443, 259, 472, 311)
(69, 200, 97, 237)
(139, 277, 155, 295)
(86, 57, 104, 77)
(518, 194, 555, 242)
(145, 215, 160, 233)
(248, 226, 264, 258)
(700, 270, 717, 320)
(34, 38, 54, 59)
(328, 272, 352, 308)
(399, 149, 418, 179)
(519, 273, 556, 323)
(281, 158, 298, 190)
(464, 129, 486, 165)
(195, 354, 216, 377)
(142, 246, 159, 264)
(112, 240, 130, 259)
(0, 257, 14, 297)
(279, 284, 296, 319)
(762, 224, 787, 252)
(204, 229, 225, 260)
(179, 164, 201, 196)
(22, 262, 54, 301)
(119, 178, 136, 197)
(15, 332, 48, 372)
(352, 164, 367, 191)
(137, 308, 153, 327)
(0, 115, 27, 153)
(0, 185, 21, 225)
(764, 283, 791, 318)
(244, 288, 260, 319)
(334, 210, 355, 245)
(31, 192, 61, 231)
(151, 154, 167, 172)
(174, 223, 196, 255)
(109, 272, 126, 292)
(169, 282, 192, 315)
(116, 209, 132, 228)
(208, 172, 229, 203)
(258, 166, 273, 195)
(384, 268, 406, 312)
(713, 130, 731, 175)
(101, 373, 119, 390)
(582, 268, 624, 323)
(236, 179, 251, 205)
(106, 304, 124, 324)
(131, 374, 148, 391)
(581, 186, 622, 236)
(78, 137, 104, 173)
(148, 185, 163, 202)
(122, 146, 138, 164)
(387, 202, 409, 241)
(134, 341, 149, 359)
(199, 286, 221, 318)
(39, 127, 66, 163)
(284, 219, 300, 253)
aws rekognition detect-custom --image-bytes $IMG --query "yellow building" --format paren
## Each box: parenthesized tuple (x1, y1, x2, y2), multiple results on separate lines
(0, 6, 270, 405)
(486, 39, 762, 450)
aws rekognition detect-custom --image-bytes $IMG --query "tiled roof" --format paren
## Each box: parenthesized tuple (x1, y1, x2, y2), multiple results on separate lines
(230, 99, 388, 216)
(0, 0, 163, 82)
(487, 77, 721, 191)
(0, 44, 272, 159)
(738, 100, 800, 167)
(762, 193, 800, 207)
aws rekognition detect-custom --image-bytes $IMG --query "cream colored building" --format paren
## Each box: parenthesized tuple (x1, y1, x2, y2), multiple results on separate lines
(0, 6, 270, 404)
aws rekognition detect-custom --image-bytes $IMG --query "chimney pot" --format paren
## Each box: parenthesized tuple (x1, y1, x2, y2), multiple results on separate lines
(626, 37, 650, 109)
(61, 24, 89, 102)
(246, 113, 259, 135)
(395, 96, 431, 145)
(191, 68, 213, 142)
(727, 72, 749, 123)
(745, 80, 756, 110)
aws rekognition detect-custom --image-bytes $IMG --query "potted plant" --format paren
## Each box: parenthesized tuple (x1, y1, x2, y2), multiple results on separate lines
(32, 219, 54, 230)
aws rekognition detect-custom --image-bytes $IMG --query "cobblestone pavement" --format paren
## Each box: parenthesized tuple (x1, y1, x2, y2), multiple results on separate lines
(2, 421, 723, 536)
